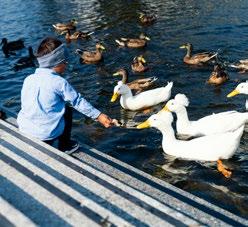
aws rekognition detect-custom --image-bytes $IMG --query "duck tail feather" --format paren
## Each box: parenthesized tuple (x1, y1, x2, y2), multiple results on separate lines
(115, 39, 125, 46)
(166, 81, 173, 89)
(75, 49, 83, 55)
(150, 76, 158, 83)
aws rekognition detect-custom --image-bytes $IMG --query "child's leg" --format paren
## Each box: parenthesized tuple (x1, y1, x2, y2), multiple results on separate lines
(58, 105, 73, 151)
(44, 138, 59, 149)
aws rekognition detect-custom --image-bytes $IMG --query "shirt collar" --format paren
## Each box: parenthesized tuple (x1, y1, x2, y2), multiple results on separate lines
(35, 68, 59, 76)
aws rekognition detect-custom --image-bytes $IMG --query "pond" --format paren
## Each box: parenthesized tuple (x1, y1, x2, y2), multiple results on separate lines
(1, 0, 248, 218)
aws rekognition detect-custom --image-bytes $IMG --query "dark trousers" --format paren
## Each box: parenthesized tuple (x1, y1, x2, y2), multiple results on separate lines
(44, 105, 72, 151)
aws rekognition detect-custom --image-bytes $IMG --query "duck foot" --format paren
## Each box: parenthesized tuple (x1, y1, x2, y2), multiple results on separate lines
(217, 159, 232, 178)
(142, 107, 153, 114)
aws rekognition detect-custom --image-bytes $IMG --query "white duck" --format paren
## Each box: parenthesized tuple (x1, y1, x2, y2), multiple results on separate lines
(111, 81, 173, 111)
(227, 81, 248, 110)
(137, 112, 244, 178)
(160, 94, 248, 137)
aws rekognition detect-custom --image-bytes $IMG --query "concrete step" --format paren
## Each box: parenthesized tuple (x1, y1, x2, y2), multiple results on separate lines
(0, 119, 247, 226)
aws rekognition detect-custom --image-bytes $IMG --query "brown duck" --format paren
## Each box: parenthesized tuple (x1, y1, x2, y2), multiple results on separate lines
(180, 43, 217, 65)
(113, 68, 157, 94)
(131, 55, 148, 73)
(52, 19, 77, 32)
(207, 64, 229, 85)
(230, 59, 248, 73)
(139, 13, 157, 24)
(75, 43, 105, 63)
(115, 33, 150, 48)
(63, 30, 94, 41)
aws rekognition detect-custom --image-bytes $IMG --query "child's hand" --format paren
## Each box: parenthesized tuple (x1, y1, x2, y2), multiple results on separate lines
(97, 113, 113, 128)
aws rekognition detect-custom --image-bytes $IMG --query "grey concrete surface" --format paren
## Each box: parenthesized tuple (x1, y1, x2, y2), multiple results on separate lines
(0, 119, 247, 226)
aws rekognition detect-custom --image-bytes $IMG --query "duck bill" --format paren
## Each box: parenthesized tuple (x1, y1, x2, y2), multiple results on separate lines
(162, 105, 171, 112)
(179, 45, 186, 49)
(100, 45, 106, 50)
(140, 57, 146, 63)
(145, 36, 150, 41)
(227, 89, 240, 97)
(136, 120, 150, 129)
(111, 93, 119, 102)
(113, 72, 120, 76)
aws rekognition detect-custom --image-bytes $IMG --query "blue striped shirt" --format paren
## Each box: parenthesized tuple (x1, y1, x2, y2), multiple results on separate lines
(17, 68, 101, 140)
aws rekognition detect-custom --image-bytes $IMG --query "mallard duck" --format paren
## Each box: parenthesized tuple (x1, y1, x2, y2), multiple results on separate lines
(62, 29, 94, 40)
(229, 59, 248, 73)
(52, 19, 77, 32)
(110, 80, 173, 111)
(13, 47, 36, 71)
(115, 33, 150, 48)
(161, 93, 248, 137)
(75, 43, 105, 63)
(1, 38, 25, 57)
(207, 64, 229, 85)
(139, 13, 157, 24)
(131, 55, 148, 73)
(179, 43, 217, 65)
(227, 81, 248, 110)
(137, 111, 244, 178)
(113, 68, 157, 94)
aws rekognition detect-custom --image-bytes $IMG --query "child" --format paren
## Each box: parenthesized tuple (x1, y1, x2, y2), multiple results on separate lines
(17, 37, 113, 153)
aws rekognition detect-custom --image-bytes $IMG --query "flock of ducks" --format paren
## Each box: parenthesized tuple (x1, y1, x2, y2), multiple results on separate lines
(0, 38, 36, 71)
(2, 13, 248, 178)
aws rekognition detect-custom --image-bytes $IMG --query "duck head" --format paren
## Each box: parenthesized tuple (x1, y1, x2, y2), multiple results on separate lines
(133, 55, 146, 64)
(96, 43, 105, 51)
(139, 33, 150, 41)
(70, 19, 78, 25)
(137, 112, 173, 129)
(227, 82, 248, 97)
(1, 38, 7, 45)
(162, 94, 189, 113)
(179, 43, 192, 51)
(110, 81, 129, 102)
(113, 68, 128, 84)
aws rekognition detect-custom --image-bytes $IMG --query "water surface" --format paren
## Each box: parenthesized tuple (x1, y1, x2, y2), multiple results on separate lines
(1, 0, 248, 218)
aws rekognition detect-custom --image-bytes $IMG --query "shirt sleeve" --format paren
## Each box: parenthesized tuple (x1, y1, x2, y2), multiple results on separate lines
(57, 78, 101, 119)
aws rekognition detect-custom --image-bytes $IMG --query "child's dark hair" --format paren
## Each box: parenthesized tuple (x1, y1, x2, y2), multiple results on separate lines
(36, 37, 62, 57)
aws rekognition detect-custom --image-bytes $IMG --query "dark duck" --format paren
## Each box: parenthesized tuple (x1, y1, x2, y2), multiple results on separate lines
(1, 38, 25, 57)
(13, 47, 36, 71)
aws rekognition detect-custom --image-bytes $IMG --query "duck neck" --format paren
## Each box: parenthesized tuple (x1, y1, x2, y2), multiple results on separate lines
(246, 99, 248, 111)
(29, 48, 34, 58)
(159, 124, 176, 142)
(121, 86, 133, 98)
(175, 107, 190, 128)
(186, 46, 192, 57)
(121, 71, 128, 83)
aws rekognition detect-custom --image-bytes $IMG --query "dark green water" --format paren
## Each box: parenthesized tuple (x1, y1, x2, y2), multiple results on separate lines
(1, 0, 248, 218)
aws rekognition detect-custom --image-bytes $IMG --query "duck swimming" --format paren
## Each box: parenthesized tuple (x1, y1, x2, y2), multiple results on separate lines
(13, 47, 36, 71)
(207, 64, 229, 85)
(137, 111, 244, 178)
(139, 13, 157, 25)
(1, 38, 25, 57)
(179, 43, 217, 65)
(161, 93, 248, 137)
(113, 68, 157, 94)
(52, 19, 77, 32)
(75, 43, 105, 63)
(62, 29, 94, 41)
(131, 55, 148, 73)
(110, 80, 173, 111)
(229, 59, 248, 73)
(115, 33, 150, 48)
